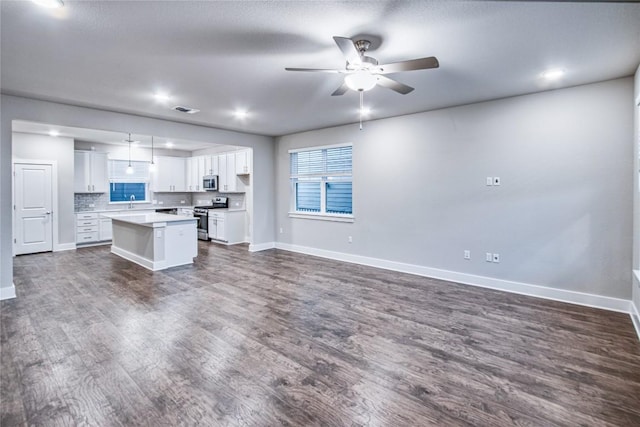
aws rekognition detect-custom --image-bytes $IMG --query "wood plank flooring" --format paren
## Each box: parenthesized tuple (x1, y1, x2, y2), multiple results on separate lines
(2, 242, 640, 426)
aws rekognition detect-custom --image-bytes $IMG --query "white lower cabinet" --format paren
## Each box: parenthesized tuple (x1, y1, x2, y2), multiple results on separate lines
(208, 211, 245, 244)
(77, 210, 154, 245)
(99, 218, 112, 241)
(76, 213, 100, 244)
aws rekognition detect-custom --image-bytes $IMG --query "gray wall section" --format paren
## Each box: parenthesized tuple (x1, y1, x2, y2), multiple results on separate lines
(633, 65, 640, 311)
(0, 94, 275, 291)
(12, 133, 76, 245)
(276, 78, 634, 299)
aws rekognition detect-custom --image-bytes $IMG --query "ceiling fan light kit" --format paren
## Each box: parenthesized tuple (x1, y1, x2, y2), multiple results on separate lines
(286, 35, 439, 129)
(345, 70, 378, 92)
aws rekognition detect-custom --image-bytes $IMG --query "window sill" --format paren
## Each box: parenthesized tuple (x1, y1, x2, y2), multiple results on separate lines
(288, 212, 354, 223)
(109, 201, 149, 205)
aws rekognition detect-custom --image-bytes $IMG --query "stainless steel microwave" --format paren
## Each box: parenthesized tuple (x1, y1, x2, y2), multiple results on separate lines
(203, 175, 218, 191)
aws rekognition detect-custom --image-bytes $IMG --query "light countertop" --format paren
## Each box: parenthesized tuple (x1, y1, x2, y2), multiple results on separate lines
(102, 212, 198, 226)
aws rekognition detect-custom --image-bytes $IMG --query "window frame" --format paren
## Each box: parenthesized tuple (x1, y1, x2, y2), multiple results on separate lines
(108, 159, 151, 204)
(288, 143, 353, 222)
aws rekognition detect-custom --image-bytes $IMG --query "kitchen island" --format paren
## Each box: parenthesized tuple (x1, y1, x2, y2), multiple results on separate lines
(102, 212, 198, 271)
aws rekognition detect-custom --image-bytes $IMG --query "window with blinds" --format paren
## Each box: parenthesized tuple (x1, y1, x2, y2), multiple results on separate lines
(108, 160, 150, 203)
(290, 144, 352, 217)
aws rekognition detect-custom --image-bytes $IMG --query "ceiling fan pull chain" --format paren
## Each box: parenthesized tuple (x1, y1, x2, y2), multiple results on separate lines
(359, 91, 364, 130)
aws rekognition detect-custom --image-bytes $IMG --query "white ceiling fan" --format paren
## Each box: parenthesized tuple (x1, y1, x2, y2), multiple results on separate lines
(285, 36, 439, 95)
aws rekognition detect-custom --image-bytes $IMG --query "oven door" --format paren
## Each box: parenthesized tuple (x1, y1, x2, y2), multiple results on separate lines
(194, 211, 209, 240)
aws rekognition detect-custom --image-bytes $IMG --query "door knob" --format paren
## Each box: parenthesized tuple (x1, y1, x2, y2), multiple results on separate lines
(45, 211, 51, 215)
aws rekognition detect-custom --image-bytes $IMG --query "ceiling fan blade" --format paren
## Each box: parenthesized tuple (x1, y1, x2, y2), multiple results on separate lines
(376, 75, 414, 94)
(285, 67, 343, 73)
(331, 82, 350, 96)
(378, 56, 439, 74)
(333, 36, 360, 64)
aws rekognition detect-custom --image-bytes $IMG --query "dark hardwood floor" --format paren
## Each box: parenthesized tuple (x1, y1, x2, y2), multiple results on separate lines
(2, 242, 640, 426)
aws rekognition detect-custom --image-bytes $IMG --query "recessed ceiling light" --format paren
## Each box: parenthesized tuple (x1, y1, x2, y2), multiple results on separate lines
(32, 0, 64, 8)
(233, 109, 249, 120)
(154, 92, 171, 103)
(48, 130, 60, 137)
(541, 69, 565, 81)
(166, 142, 174, 148)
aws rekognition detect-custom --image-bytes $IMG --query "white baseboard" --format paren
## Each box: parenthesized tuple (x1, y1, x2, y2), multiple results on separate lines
(631, 301, 640, 342)
(249, 241, 276, 252)
(0, 283, 17, 300)
(54, 242, 76, 252)
(275, 243, 631, 314)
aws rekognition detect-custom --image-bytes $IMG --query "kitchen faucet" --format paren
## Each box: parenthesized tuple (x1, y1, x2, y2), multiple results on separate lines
(129, 194, 135, 209)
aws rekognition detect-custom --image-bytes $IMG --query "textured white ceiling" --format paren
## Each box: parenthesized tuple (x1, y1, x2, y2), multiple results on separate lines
(2, 1, 639, 136)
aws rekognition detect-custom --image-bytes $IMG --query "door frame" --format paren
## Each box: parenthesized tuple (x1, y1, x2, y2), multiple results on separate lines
(12, 159, 60, 255)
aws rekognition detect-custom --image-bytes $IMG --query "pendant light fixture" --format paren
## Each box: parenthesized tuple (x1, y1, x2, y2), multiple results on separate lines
(149, 136, 156, 172)
(126, 133, 134, 174)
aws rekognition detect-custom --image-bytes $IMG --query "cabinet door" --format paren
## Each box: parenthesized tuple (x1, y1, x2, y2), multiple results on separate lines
(90, 152, 108, 193)
(74, 151, 91, 193)
(208, 216, 216, 240)
(186, 158, 196, 192)
(215, 217, 225, 241)
(152, 157, 173, 191)
(218, 154, 228, 192)
(196, 156, 206, 192)
(171, 157, 187, 192)
(99, 218, 112, 241)
(225, 154, 239, 192)
(235, 151, 250, 175)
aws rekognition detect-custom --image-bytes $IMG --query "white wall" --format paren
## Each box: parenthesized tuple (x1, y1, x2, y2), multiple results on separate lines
(0, 94, 275, 294)
(276, 78, 634, 300)
(12, 133, 76, 245)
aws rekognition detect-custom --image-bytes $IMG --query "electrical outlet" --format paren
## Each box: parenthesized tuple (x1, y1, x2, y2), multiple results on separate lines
(279, 227, 283, 234)
(158, 201, 164, 205)
(348, 236, 353, 243)
(464, 250, 470, 260)
(486, 177, 493, 186)
(88, 203, 95, 208)
(180, 200, 185, 204)
(493, 177, 501, 186)
(486, 252, 493, 262)
(493, 253, 500, 263)
(152, 200, 157, 205)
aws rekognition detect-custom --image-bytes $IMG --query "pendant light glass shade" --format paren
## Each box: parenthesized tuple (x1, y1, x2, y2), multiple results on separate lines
(345, 70, 378, 92)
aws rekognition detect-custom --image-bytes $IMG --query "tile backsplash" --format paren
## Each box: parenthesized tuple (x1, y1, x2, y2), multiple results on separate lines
(75, 192, 193, 212)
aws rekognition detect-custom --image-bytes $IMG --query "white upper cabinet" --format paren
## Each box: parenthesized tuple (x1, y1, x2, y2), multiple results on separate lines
(218, 153, 246, 193)
(74, 151, 108, 193)
(186, 156, 205, 192)
(235, 150, 250, 175)
(203, 155, 219, 176)
(152, 156, 186, 192)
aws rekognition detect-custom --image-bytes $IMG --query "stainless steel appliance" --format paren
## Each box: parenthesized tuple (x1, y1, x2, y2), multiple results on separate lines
(155, 208, 177, 215)
(194, 197, 228, 240)
(203, 175, 219, 191)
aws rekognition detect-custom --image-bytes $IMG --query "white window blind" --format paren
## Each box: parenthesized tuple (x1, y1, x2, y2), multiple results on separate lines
(290, 144, 353, 217)
(108, 160, 149, 182)
(290, 145, 352, 177)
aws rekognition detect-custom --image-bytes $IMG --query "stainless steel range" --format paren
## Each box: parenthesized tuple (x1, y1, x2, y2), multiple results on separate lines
(193, 197, 228, 240)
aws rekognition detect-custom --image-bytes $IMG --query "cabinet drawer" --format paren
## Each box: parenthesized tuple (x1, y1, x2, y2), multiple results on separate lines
(77, 231, 99, 243)
(76, 213, 98, 220)
(77, 225, 99, 233)
(77, 219, 98, 227)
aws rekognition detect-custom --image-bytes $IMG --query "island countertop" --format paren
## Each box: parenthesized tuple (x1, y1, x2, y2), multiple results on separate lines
(101, 212, 198, 226)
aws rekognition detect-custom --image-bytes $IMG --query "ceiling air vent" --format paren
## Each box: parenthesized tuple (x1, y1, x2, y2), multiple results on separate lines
(172, 106, 200, 114)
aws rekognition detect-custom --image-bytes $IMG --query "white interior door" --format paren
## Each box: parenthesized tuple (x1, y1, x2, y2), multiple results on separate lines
(14, 163, 53, 255)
